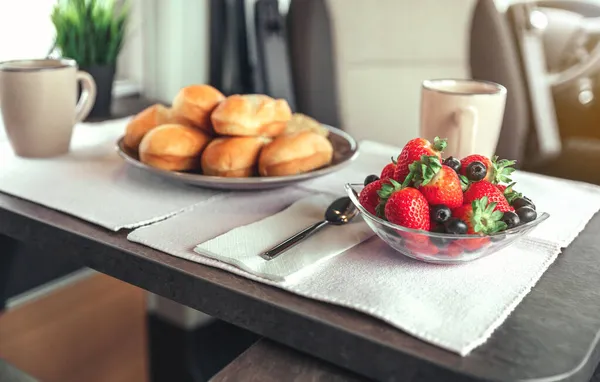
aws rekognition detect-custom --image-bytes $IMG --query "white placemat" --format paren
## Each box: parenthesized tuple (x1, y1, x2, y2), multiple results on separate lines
(0, 118, 221, 230)
(127, 143, 600, 355)
(194, 194, 375, 281)
(127, 188, 564, 355)
(512, 171, 600, 246)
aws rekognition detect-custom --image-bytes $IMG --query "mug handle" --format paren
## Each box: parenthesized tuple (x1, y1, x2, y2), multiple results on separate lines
(75, 71, 97, 122)
(453, 106, 478, 157)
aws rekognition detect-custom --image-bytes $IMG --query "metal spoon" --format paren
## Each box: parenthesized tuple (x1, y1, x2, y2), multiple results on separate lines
(260, 197, 359, 261)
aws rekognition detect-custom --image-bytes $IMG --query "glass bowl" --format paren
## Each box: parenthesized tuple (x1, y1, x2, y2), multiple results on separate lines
(345, 183, 550, 264)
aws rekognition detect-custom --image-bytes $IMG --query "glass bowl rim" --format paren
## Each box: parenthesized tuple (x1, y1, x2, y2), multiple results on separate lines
(345, 183, 550, 239)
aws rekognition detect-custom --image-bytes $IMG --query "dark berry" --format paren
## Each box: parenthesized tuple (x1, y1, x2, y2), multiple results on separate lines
(501, 211, 520, 229)
(466, 161, 487, 181)
(430, 204, 451, 224)
(364, 174, 379, 186)
(516, 206, 537, 224)
(512, 197, 535, 210)
(444, 218, 468, 235)
(430, 224, 453, 247)
(443, 157, 461, 173)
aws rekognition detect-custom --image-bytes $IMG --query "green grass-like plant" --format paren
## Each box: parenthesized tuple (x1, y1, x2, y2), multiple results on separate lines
(50, 0, 129, 67)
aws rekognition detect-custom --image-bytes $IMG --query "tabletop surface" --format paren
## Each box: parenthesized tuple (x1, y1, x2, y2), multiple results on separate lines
(1, 187, 600, 382)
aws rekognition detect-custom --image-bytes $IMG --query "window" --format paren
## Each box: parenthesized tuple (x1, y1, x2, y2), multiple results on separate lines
(0, 0, 141, 98)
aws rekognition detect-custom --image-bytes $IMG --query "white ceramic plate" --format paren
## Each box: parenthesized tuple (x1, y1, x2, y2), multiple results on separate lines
(116, 125, 359, 190)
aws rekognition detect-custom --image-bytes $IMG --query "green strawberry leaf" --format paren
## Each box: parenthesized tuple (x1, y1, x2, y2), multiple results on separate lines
(375, 179, 404, 219)
(433, 136, 448, 152)
(470, 196, 507, 234)
(375, 202, 387, 219)
(491, 156, 517, 184)
(502, 182, 523, 204)
(490, 210, 503, 220)
(459, 175, 470, 192)
(406, 155, 442, 187)
(493, 221, 508, 233)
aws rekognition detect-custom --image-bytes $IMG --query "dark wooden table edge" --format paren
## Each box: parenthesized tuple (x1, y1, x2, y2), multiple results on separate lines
(0, 191, 599, 382)
(209, 338, 370, 381)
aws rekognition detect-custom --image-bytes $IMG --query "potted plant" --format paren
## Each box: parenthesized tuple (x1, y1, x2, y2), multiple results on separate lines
(50, 0, 129, 119)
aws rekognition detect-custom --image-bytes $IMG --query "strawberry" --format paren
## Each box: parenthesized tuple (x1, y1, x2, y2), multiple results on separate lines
(406, 238, 439, 256)
(463, 180, 513, 213)
(359, 179, 388, 216)
(460, 155, 516, 184)
(452, 197, 507, 235)
(377, 180, 430, 230)
(445, 242, 464, 257)
(393, 137, 447, 182)
(458, 237, 490, 251)
(405, 155, 463, 208)
(380, 158, 397, 180)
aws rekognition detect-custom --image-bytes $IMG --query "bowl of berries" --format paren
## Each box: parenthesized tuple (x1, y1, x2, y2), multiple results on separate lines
(346, 137, 549, 264)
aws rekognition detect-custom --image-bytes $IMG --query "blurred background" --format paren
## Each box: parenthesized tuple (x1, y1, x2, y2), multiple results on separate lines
(2, 0, 600, 381)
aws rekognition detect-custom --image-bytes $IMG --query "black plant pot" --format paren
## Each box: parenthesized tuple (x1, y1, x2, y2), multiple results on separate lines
(79, 64, 116, 120)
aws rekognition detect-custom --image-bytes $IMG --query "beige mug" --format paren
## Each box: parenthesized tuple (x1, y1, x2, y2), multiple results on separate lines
(420, 79, 507, 159)
(0, 59, 97, 158)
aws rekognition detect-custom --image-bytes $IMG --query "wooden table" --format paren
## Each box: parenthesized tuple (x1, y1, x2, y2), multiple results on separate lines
(2, 96, 600, 381)
(1, 184, 600, 381)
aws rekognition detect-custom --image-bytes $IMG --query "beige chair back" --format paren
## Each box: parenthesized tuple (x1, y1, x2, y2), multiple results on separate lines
(470, 0, 532, 163)
(288, 0, 474, 147)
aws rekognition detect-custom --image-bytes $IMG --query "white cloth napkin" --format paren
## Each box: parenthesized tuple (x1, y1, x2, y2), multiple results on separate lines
(127, 146, 600, 355)
(194, 194, 375, 281)
(0, 118, 221, 230)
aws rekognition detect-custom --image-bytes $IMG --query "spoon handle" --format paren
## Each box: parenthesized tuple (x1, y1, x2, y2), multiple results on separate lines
(260, 220, 330, 261)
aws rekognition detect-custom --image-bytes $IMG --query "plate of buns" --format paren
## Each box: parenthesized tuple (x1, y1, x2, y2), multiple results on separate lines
(117, 84, 359, 190)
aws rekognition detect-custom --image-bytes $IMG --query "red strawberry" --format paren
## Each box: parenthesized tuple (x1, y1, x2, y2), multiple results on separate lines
(359, 179, 387, 216)
(406, 238, 439, 256)
(406, 156, 463, 209)
(463, 180, 513, 213)
(393, 137, 447, 182)
(445, 242, 464, 257)
(452, 197, 507, 235)
(380, 160, 397, 180)
(378, 180, 430, 230)
(458, 237, 490, 251)
(496, 184, 507, 193)
(460, 155, 516, 184)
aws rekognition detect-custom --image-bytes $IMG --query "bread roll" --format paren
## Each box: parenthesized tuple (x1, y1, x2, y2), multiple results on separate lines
(201, 136, 271, 177)
(283, 113, 329, 137)
(211, 94, 292, 137)
(172, 85, 225, 133)
(156, 107, 191, 126)
(139, 124, 211, 171)
(258, 131, 334, 176)
(124, 104, 171, 151)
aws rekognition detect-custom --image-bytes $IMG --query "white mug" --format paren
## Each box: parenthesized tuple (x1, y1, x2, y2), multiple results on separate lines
(0, 58, 96, 158)
(420, 79, 507, 159)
